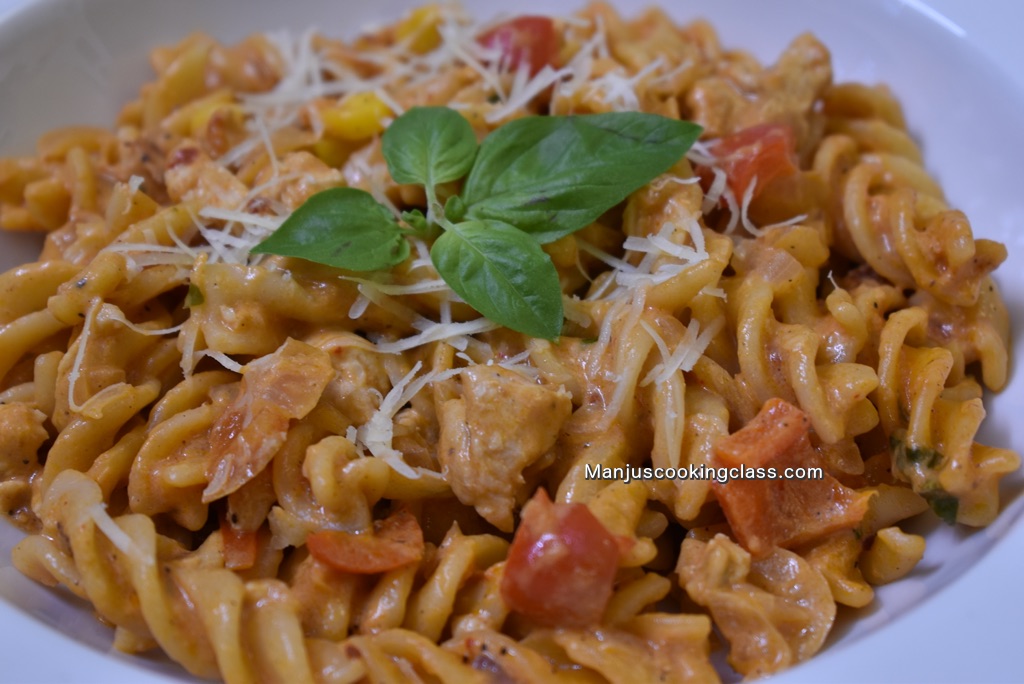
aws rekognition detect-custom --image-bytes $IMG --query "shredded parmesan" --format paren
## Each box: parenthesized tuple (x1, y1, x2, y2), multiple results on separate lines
(342, 276, 450, 296)
(489, 349, 540, 381)
(640, 316, 723, 387)
(580, 213, 710, 297)
(85, 503, 149, 566)
(98, 304, 183, 337)
(348, 294, 371, 320)
(739, 175, 760, 235)
(373, 317, 499, 354)
(485, 64, 572, 123)
(701, 286, 728, 299)
(355, 361, 458, 478)
(66, 298, 102, 414)
(195, 350, 245, 374)
(761, 213, 809, 232)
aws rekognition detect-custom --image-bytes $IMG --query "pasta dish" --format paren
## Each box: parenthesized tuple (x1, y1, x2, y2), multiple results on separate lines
(0, 2, 1018, 681)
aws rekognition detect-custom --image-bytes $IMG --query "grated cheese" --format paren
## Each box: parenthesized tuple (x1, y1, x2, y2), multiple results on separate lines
(372, 317, 499, 354)
(85, 503, 150, 567)
(640, 316, 723, 387)
(760, 213, 809, 232)
(827, 269, 840, 290)
(580, 212, 710, 297)
(66, 298, 102, 414)
(485, 63, 572, 123)
(348, 294, 371, 320)
(341, 276, 450, 296)
(598, 288, 648, 424)
(355, 361, 457, 479)
(195, 350, 245, 374)
(487, 349, 540, 381)
(98, 303, 183, 337)
(739, 175, 760, 236)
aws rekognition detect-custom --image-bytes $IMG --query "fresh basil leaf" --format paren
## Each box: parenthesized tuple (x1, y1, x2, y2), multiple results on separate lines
(462, 112, 702, 243)
(444, 195, 467, 222)
(431, 219, 563, 339)
(252, 187, 408, 271)
(402, 209, 429, 233)
(382, 106, 478, 188)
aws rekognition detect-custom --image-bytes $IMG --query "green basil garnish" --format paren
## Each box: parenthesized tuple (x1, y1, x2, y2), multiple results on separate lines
(431, 219, 563, 340)
(381, 106, 477, 191)
(251, 187, 408, 271)
(461, 112, 702, 243)
(253, 107, 702, 338)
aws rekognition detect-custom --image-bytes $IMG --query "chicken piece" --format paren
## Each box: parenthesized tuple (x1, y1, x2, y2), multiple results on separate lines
(203, 338, 335, 501)
(678, 534, 835, 678)
(253, 150, 343, 211)
(711, 398, 870, 556)
(687, 33, 831, 146)
(437, 367, 572, 532)
(164, 142, 248, 210)
(0, 404, 47, 488)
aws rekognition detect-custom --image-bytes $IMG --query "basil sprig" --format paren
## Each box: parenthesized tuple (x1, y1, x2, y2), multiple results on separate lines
(253, 106, 701, 339)
(253, 188, 409, 270)
(462, 112, 700, 243)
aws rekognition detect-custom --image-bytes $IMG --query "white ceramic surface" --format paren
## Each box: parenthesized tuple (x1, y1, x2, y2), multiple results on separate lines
(0, 1, 1021, 682)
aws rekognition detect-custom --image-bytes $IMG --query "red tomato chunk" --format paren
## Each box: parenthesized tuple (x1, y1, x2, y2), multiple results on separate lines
(306, 510, 424, 574)
(706, 123, 799, 202)
(477, 16, 559, 76)
(500, 489, 621, 628)
(220, 514, 259, 571)
(711, 398, 870, 557)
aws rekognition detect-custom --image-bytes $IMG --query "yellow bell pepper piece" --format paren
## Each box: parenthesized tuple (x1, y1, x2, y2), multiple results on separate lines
(320, 92, 393, 141)
(395, 4, 443, 55)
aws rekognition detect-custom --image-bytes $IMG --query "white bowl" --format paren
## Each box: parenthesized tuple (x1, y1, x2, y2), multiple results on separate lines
(0, 1, 1022, 682)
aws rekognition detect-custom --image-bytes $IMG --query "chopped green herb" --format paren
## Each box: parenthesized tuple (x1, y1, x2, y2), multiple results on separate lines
(890, 432, 959, 526)
(891, 435, 943, 470)
(185, 283, 204, 308)
(923, 491, 959, 526)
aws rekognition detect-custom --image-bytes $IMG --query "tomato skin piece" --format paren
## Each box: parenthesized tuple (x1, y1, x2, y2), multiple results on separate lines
(220, 515, 259, 570)
(306, 510, 424, 574)
(477, 16, 559, 76)
(710, 123, 799, 201)
(711, 398, 870, 556)
(500, 489, 621, 628)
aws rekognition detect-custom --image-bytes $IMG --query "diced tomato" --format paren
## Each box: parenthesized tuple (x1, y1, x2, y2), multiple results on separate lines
(705, 123, 799, 202)
(306, 510, 424, 574)
(220, 514, 259, 570)
(477, 16, 559, 76)
(500, 489, 621, 628)
(711, 398, 870, 557)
